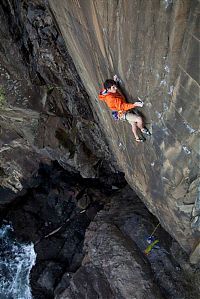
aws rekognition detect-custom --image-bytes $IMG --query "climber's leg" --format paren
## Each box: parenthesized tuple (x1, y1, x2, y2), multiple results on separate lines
(125, 112, 151, 135)
(126, 113, 143, 130)
(125, 113, 144, 142)
(131, 124, 144, 142)
(131, 122, 139, 140)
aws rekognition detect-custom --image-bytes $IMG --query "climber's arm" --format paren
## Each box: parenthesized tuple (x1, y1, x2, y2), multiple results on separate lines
(113, 96, 143, 111)
(113, 98, 136, 111)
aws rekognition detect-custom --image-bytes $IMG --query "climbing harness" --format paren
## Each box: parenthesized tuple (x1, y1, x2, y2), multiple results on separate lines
(112, 110, 126, 121)
(144, 223, 160, 256)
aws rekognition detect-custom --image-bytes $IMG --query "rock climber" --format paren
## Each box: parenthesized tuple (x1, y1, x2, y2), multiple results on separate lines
(98, 76, 150, 142)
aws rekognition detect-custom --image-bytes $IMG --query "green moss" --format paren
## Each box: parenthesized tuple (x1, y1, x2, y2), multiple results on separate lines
(0, 86, 6, 107)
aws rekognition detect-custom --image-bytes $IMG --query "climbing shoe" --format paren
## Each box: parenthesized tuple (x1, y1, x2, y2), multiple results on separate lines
(141, 128, 151, 135)
(135, 137, 145, 143)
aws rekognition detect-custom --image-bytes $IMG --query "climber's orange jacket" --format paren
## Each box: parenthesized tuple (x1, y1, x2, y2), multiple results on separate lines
(98, 89, 136, 112)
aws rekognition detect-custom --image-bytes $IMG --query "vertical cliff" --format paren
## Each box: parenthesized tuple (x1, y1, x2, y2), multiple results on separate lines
(49, 0, 200, 260)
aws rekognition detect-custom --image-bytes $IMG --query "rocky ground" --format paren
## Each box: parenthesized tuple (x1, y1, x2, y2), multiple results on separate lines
(58, 187, 200, 299)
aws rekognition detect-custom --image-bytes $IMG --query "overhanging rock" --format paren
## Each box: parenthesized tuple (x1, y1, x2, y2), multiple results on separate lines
(49, 0, 200, 259)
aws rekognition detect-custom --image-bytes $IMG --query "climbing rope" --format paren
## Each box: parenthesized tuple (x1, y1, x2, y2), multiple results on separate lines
(149, 222, 160, 237)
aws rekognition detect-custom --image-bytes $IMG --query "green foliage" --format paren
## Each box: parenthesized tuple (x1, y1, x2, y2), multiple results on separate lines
(0, 86, 6, 107)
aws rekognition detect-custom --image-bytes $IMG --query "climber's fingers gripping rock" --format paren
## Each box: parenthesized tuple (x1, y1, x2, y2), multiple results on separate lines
(134, 101, 144, 108)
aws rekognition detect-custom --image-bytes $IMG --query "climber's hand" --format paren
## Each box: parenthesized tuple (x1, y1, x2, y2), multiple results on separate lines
(134, 101, 144, 107)
(113, 74, 120, 82)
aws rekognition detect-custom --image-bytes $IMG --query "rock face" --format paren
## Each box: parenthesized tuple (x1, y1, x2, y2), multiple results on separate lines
(1, 1, 199, 297)
(49, 0, 200, 257)
(60, 224, 164, 299)
(57, 187, 200, 299)
(0, 0, 114, 205)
